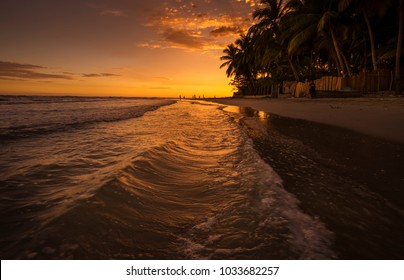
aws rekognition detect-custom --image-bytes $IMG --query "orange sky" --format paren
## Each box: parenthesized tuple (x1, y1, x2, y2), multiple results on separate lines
(0, 0, 259, 98)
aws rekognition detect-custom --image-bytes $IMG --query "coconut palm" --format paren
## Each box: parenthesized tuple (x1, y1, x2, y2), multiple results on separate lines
(220, 43, 239, 78)
(250, 0, 299, 91)
(318, 9, 352, 77)
(252, 0, 285, 33)
(281, 0, 351, 77)
(339, 0, 401, 92)
(220, 33, 257, 91)
(219, 0, 401, 94)
(339, 0, 394, 71)
(279, 0, 323, 80)
(396, 0, 404, 93)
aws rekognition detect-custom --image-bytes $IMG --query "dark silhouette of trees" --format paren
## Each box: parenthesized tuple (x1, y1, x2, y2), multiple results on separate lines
(220, 0, 403, 95)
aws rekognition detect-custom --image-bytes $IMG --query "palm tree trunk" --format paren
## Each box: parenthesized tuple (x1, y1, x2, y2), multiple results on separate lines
(331, 29, 347, 77)
(396, 0, 404, 94)
(288, 56, 300, 82)
(364, 11, 378, 71)
(279, 81, 284, 95)
(335, 57, 342, 77)
(341, 51, 352, 77)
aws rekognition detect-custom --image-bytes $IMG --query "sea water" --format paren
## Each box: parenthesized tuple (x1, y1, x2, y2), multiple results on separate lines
(0, 96, 334, 259)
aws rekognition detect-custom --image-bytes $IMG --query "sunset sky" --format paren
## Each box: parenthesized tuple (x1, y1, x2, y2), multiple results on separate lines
(0, 0, 260, 97)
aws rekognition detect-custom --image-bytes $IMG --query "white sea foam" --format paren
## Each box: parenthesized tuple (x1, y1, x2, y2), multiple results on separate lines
(182, 110, 336, 259)
(1, 99, 336, 259)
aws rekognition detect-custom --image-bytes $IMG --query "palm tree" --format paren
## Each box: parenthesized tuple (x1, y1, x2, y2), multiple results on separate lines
(339, 0, 394, 71)
(219, 0, 401, 94)
(280, 0, 324, 80)
(252, 0, 285, 32)
(250, 0, 296, 94)
(281, 0, 353, 77)
(220, 34, 257, 92)
(235, 33, 258, 91)
(396, 0, 404, 93)
(318, 9, 351, 77)
(220, 43, 239, 78)
(339, 0, 402, 92)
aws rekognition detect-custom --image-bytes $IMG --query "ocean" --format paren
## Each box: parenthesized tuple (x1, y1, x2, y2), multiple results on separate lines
(0, 95, 335, 259)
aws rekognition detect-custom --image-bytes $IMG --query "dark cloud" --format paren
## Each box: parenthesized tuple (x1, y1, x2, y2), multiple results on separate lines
(0, 61, 44, 71)
(162, 28, 209, 49)
(0, 61, 120, 81)
(82, 73, 120, 78)
(0, 61, 73, 80)
(210, 26, 242, 37)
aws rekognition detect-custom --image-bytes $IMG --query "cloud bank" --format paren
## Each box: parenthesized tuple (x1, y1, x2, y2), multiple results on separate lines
(0, 61, 120, 81)
(140, 0, 259, 51)
(0, 61, 72, 80)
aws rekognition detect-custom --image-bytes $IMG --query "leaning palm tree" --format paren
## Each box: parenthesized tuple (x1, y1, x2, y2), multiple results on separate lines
(234, 33, 259, 93)
(252, 0, 285, 33)
(280, 0, 351, 77)
(280, 0, 321, 80)
(250, 0, 297, 93)
(220, 43, 239, 78)
(318, 9, 351, 77)
(339, 0, 402, 92)
(339, 0, 394, 71)
(220, 34, 257, 92)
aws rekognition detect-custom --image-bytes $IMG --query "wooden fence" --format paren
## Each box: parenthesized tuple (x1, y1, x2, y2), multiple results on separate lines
(349, 70, 395, 92)
(295, 70, 397, 96)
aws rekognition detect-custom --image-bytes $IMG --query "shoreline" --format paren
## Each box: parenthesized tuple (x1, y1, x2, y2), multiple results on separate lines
(210, 96, 404, 144)
(219, 104, 404, 259)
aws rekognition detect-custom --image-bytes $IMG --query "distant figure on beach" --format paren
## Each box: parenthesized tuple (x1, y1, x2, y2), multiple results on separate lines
(179, 95, 181, 100)
(309, 81, 316, 98)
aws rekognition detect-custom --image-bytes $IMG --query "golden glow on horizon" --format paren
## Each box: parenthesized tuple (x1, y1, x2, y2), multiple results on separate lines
(0, 0, 258, 97)
(0, 68, 234, 98)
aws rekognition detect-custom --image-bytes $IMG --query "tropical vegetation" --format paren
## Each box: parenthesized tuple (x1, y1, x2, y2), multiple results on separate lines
(220, 0, 404, 95)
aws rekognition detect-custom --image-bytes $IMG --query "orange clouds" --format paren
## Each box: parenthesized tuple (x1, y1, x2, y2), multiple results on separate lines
(140, 0, 257, 51)
(162, 28, 208, 49)
(0, 0, 259, 97)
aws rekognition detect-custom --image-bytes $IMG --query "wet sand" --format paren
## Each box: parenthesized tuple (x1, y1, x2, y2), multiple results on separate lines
(220, 104, 404, 259)
(213, 97, 404, 144)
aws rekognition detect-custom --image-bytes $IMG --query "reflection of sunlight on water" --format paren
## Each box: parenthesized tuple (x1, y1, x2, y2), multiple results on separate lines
(0, 100, 335, 259)
(223, 105, 269, 122)
(258, 110, 268, 120)
(221, 105, 241, 114)
(222, 105, 272, 137)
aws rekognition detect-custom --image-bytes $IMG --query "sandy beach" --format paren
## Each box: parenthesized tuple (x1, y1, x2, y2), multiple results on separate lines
(207, 96, 404, 259)
(1, 96, 404, 259)
(211, 97, 404, 144)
